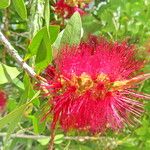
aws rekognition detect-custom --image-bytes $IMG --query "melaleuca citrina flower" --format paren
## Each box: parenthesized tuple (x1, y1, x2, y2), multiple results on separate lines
(54, 0, 92, 18)
(41, 36, 150, 132)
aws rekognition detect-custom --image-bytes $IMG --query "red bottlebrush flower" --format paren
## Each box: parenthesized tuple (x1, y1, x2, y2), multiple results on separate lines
(54, 0, 89, 19)
(41, 36, 150, 133)
(0, 90, 6, 109)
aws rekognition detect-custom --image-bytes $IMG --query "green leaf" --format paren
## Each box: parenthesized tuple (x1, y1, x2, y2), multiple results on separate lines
(0, 104, 26, 129)
(12, 78, 25, 90)
(49, 25, 60, 44)
(52, 30, 64, 50)
(82, 15, 101, 35)
(7, 99, 18, 112)
(28, 115, 39, 134)
(29, 90, 40, 103)
(19, 74, 40, 106)
(0, 0, 10, 9)
(44, 0, 50, 38)
(28, 25, 60, 72)
(54, 134, 64, 144)
(28, 26, 60, 57)
(0, 92, 40, 141)
(28, 29, 44, 56)
(37, 138, 50, 146)
(0, 63, 20, 84)
(54, 134, 64, 140)
(35, 26, 60, 72)
(5, 115, 22, 141)
(37, 134, 64, 146)
(60, 12, 82, 47)
(35, 31, 52, 72)
(12, 0, 27, 20)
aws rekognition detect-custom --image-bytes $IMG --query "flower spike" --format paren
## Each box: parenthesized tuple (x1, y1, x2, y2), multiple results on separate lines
(41, 36, 150, 133)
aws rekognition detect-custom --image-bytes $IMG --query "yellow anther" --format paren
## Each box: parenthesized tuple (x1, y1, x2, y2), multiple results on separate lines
(97, 73, 109, 82)
(66, 0, 92, 8)
(78, 73, 94, 92)
(111, 80, 130, 91)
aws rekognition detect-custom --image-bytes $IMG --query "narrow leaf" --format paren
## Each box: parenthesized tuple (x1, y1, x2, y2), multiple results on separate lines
(60, 12, 82, 46)
(12, 0, 27, 20)
(0, 0, 10, 9)
(0, 63, 20, 84)
(0, 104, 26, 129)
(28, 25, 60, 57)
(44, 0, 50, 37)
(0, 92, 40, 138)
(28, 29, 44, 56)
(34, 26, 60, 72)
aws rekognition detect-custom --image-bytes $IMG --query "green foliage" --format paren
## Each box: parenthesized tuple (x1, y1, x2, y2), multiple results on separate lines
(0, 0, 10, 9)
(82, 14, 101, 36)
(82, 0, 150, 46)
(60, 12, 82, 46)
(12, 0, 27, 20)
(28, 25, 60, 72)
(44, 0, 50, 37)
(37, 134, 64, 146)
(52, 12, 82, 52)
(0, 63, 20, 84)
(0, 104, 26, 130)
(0, 103, 27, 144)
(0, 91, 39, 141)
(0, 0, 150, 149)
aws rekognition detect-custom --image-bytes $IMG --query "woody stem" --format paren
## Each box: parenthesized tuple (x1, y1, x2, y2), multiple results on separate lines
(0, 31, 38, 81)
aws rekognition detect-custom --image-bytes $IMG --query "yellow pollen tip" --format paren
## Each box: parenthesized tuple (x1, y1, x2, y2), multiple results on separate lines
(59, 73, 136, 95)
(66, 0, 92, 8)
(111, 80, 129, 91)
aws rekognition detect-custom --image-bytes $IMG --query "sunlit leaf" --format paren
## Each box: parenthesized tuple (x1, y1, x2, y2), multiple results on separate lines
(0, 63, 20, 84)
(0, 0, 10, 9)
(44, 0, 50, 37)
(60, 12, 82, 46)
(12, 0, 27, 20)
(37, 138, 50, 146)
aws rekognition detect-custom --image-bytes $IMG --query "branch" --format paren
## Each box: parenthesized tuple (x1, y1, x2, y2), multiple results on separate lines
(1, 8, 9, 64)
(0, 31, 37, 80)
(0, 132, 117, 143)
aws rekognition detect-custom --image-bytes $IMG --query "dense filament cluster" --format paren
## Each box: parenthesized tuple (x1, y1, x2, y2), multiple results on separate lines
(54, 0, 91, 18)
(41, 36, 150, 133)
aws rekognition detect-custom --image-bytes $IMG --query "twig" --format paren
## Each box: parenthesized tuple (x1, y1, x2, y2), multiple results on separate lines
(2, 8, 9, 64)
(9, 31, 29, 38)
(0, 31, 36, 80)
(0, 132, 47, 140)
(48, 130, 55, 150)
(12, 42, 27, 51)
(0, 132, 117, 142)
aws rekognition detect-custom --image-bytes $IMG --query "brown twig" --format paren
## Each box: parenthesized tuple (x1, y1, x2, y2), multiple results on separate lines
(48, 130, 55, 150)
(2, 8, 9, 64)
(0, 132, 117, 142)
(0, 31, 37, 80)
